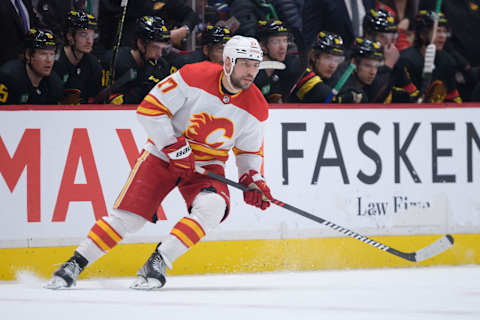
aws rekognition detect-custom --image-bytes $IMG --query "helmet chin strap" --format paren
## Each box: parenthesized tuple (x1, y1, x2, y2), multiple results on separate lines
(223, 57, 237, 91)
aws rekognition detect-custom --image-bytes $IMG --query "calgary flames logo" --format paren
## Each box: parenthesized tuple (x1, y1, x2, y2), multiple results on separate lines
(184, 113, 234, 148)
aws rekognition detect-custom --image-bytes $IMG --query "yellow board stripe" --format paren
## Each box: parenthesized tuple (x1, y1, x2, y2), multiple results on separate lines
(181, 218, 206, 238)
(297, 76, 322, 100)
(97, 219, 122, 243)
(114, 151, 149, 209)
(171, 229, 194, 247)
(1, 233, 479, 280)
(88, 231, 111, 251)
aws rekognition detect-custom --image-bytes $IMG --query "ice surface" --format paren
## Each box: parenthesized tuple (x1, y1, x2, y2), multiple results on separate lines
(1, 266, 479, 320)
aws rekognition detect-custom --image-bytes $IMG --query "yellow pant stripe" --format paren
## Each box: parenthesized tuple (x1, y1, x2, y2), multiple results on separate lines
(114, 151, 149, 209)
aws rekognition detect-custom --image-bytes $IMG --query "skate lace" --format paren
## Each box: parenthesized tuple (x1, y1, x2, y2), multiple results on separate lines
(62, 260, 81, 279)
(151, 253, 165, 273)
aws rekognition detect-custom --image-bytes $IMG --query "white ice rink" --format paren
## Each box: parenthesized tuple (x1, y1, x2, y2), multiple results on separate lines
(1, 266, 479, 320)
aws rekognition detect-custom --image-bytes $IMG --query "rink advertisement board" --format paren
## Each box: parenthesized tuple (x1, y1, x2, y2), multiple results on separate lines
(1, 104, 480, 249)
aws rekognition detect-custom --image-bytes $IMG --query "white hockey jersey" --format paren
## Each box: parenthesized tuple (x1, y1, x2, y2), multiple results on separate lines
(136, 61, 268, 176)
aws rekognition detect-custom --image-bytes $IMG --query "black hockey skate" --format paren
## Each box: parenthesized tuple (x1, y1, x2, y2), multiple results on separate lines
(130, 248, 167, 290)
(44, 251, 87, 289)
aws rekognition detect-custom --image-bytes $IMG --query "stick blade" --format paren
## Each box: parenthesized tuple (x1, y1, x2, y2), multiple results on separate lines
(259, 61, 286, 70)
(414, 234, 454, 262)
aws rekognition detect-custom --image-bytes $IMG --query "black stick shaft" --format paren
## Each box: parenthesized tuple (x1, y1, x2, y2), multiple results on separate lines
(197, 168, 421, 261)
(108, 0, 129, 88)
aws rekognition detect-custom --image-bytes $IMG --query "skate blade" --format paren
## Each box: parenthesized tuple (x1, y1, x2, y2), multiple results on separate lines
(130, 276, 164, 290)
(44, 276, 71, 290)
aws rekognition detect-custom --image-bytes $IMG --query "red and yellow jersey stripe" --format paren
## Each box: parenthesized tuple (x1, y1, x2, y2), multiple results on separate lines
(137, 94, 172, 118)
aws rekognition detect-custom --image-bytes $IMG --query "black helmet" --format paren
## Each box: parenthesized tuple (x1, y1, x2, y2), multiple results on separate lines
(25, 28, 57, 51)
(257, 19, 288, 41)
(352, 37, 384, 60)
(363, 9, 397, 34)
(201, 25, 231, 45)
(136, 16, 170, 42)
(415, 10, 448, 32)
(66, 10, 97, 31)
(312, 31, 345, 56)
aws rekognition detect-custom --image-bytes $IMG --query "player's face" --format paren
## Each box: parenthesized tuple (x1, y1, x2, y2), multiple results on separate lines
(433, 26, 448, 51)
(74, 29, 95, 53)
(356, 58, 381, 85)
(207, 43, 224, 65)
(230, 58, 260, 90)
(375, 32, 397, 47)
(315, 53, 344, 79)
(266, 35, 288, 61)
(145, 41, 169, 60)
(29, 49, 55, 77)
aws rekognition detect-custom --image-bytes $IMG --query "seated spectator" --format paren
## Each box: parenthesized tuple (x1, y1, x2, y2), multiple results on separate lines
(288, 31, 353, 103)
(54, 10, 102, 104)
(337, 37, 384, 103)
(362, 9, 400, 102)
(99, 16, 172, 105)
(254, 19, 301, 103)
(171, 25, 231, 72)
(392, 11, 462, 103)
(0, 29, 64, 105)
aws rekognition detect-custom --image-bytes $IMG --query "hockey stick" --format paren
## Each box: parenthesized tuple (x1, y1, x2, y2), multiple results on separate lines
(107, 0, 129, 88)
(259, 60, 286, 70)
(417, 0, 443, 103)
(195, 166, 454, 262)
(324, 63, 356, 103)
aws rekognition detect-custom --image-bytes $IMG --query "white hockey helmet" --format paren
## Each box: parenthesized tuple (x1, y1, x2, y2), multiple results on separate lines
(223, 35, 263, 77)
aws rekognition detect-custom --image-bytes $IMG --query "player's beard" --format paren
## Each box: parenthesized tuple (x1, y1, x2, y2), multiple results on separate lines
(230, 74, 253, 91)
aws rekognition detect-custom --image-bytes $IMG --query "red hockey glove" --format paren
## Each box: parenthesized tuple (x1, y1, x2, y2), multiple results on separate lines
(239, 170, 273, 210)
(162, 137, 195, 178)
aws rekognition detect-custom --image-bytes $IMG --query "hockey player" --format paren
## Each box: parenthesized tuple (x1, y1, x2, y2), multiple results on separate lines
(99, 16, 172, 105)
(0, 29, 63, 105)
(392, 11, 462, 103)
(171, 25, 232, 72)
(336, 37, 385, 104)
(254, 19, 301, 103)
(362, 9, 402, 102)
(288, 31, 352, 103)
(46, 35, 273, 290)
(53, 10, 102, 104)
